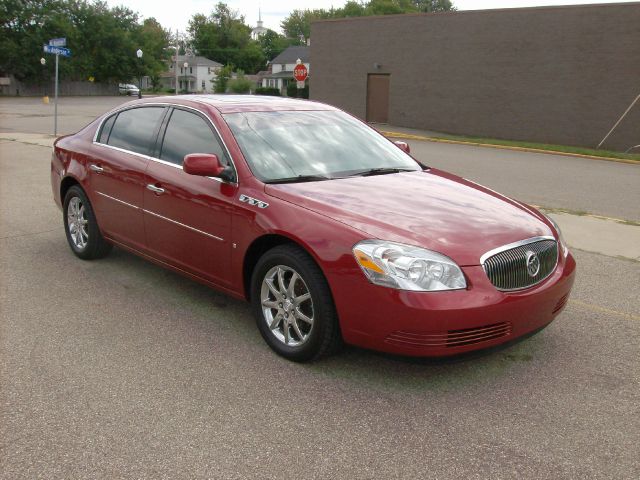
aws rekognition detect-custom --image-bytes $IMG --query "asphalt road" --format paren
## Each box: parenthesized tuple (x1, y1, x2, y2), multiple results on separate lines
(1, 97, 639, 478)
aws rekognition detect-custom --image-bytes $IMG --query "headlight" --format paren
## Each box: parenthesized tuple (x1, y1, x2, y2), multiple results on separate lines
(353, 240, 467, 291)
(544, 214, 568, 256)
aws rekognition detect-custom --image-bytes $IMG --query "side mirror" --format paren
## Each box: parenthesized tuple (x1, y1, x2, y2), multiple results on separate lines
(394, 141, 410, 154)
(183, 153, 234, 181)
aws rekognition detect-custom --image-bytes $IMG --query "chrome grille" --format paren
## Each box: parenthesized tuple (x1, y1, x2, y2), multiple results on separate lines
(482, 237, 558, 291)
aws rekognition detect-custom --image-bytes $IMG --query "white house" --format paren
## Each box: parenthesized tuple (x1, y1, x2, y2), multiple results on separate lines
(160, 55, 223, 93)
(262, 46, 310, 93)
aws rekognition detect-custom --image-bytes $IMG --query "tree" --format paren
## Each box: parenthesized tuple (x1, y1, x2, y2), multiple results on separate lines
(0, 0, 171, 84)
(212, 64, 233, 92)
(279, 0, 455, 43)
(188, 2, 265, 73)
(259, 29, 297, 63)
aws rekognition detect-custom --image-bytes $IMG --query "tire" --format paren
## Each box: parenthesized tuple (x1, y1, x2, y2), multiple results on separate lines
(63, 185, 112, 260)
(251, 244, 341, 362)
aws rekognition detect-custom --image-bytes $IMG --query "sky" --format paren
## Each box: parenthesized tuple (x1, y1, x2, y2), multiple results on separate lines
(104, 1, 637, 35)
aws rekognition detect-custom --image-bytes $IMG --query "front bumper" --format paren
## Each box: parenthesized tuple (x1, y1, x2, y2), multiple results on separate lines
(329, 252, 576, 357)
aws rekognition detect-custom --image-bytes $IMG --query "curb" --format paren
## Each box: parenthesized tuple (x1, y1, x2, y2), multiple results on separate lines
(381, 131, 639, 165)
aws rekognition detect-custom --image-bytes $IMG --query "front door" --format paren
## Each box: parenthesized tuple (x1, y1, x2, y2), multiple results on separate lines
(143, 107, 237, 287)
(366, 74, 390, 124)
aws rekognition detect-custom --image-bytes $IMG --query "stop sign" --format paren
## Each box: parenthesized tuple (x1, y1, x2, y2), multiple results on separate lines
(293, 63, 308, 82)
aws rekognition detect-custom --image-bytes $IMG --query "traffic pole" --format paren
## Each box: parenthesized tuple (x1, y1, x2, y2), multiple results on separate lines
(54, 53, 59, 136)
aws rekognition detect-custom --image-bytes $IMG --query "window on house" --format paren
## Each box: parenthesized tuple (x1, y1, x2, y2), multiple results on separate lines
(202, 80, 205, 90)
(190, 67, 193, 74)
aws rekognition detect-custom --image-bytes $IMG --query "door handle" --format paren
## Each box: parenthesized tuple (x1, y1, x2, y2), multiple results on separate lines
(146, 184, 165, 194)
(89, 164, 104, 173)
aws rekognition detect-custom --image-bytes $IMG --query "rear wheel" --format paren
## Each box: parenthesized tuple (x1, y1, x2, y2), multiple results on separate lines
(251, 244, 341, 362)
(63, 185, 112, 260)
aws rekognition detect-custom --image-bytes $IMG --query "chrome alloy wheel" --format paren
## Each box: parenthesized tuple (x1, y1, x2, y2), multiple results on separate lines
(67, 196, 88, 250)
(261, 265, 314, 346)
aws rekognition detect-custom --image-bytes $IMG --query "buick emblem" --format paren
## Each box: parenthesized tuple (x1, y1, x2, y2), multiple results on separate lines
(525, 250, 540, 277)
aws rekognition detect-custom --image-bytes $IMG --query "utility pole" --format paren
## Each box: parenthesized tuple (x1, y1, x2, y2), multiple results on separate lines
(175, 29, 180, 95)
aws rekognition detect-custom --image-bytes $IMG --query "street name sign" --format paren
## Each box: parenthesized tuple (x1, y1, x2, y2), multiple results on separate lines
(43, 45, 71, 57)
(49, 38, 66, 47)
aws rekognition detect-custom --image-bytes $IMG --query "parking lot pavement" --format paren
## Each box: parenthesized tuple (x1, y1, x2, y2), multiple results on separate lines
(1, 101, 639, 478)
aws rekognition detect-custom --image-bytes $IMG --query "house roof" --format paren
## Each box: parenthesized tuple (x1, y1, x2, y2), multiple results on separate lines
(270, 46, 310, 65)
(173, 55, 223, 68)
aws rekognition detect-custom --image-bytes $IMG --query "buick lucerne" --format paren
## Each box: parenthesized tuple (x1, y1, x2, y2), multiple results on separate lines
(51, 96, 576, 361)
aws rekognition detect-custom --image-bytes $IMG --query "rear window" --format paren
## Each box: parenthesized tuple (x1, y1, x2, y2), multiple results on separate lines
(97, 114, 116, 144)
(106, 107, 165, 156)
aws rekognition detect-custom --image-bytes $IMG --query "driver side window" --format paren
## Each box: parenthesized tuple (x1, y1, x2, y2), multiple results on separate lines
(160, 109, 229, 166)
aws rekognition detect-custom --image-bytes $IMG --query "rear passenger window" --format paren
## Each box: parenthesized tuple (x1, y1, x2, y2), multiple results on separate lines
(97, 114, 116, 143)
(160, 109, 228, 166)
(107, 107, 165, 156)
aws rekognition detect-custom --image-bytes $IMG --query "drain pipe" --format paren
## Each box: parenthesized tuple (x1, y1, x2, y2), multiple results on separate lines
(597, 93, 640, 149)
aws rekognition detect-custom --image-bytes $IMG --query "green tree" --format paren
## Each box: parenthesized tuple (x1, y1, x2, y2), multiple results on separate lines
(259, 29, 297, 62)
(188, 2, 265, 73)
(0, 0, 171, 84)
(212, 64, 233, 92)
(280, 0, 455, 43)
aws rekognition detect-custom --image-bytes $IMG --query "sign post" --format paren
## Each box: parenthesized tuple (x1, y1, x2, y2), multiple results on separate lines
(43, 39, 70, 136)
(293, 58, 308, 90)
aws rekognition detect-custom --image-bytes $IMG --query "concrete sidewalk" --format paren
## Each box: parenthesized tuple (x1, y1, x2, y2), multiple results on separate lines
(3, 132, 638, 262)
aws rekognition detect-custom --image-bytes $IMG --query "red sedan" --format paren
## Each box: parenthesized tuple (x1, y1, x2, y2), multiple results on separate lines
(51, 95, 576, 361)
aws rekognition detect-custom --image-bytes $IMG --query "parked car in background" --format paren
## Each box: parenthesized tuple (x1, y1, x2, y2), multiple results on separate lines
(50, 95, 576, 362)
(118, 83, 140, 96)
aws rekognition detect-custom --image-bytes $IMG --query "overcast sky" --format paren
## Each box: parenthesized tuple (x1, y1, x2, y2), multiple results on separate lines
(104, 1, 637, 34)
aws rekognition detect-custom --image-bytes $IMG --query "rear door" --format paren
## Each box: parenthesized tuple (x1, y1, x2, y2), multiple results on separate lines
(143, 107, 237, 287)
(90, 106, 167, 250)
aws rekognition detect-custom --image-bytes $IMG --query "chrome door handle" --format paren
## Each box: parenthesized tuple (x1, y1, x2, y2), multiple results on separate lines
(146, 184, 165, 194)
(89, 164, 104, 173)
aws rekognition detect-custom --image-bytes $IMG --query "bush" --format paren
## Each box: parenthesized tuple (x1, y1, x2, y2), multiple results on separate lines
(228, 74, 253, 94)
(255, 87, 280, 96)
(286, 81, 309, 99)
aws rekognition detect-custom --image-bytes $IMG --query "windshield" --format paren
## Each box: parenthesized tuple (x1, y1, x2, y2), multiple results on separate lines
(223, 110, 421, 182)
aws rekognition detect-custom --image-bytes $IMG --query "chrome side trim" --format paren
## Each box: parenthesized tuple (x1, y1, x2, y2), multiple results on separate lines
(92, 102, 238, 185)
(479, 236, 555, 265)
(144, 209, 224, 242)
(95, 191, 141, 210)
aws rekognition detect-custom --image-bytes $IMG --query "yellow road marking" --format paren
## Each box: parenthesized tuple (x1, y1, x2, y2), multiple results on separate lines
(381, 131, 639, 165)
(569, 299, 640, 321)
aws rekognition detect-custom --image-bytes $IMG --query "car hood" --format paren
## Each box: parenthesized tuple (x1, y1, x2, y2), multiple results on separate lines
(264, 169, 552, 266)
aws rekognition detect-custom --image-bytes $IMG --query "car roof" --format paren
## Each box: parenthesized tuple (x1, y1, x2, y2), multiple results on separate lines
(151, 94, 338, 114)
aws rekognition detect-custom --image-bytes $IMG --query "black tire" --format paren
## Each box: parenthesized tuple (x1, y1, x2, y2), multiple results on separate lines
(251, 244, 341, 362)
(63, 185, 112, 260)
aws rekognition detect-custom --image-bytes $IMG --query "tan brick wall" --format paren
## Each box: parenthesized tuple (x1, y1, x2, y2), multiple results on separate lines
(310, 3, 640, 151)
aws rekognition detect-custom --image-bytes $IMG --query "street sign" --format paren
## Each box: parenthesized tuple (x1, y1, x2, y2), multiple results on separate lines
(297, 81, 305, 89)
(293, 63, 308, 82)
(49, 37, 66, 47)
(43, 45, 71, 57)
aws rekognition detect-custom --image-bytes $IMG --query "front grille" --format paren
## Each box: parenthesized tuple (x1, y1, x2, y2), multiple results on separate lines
(385, 322, 512, 349)
(482, 238, 558, 291)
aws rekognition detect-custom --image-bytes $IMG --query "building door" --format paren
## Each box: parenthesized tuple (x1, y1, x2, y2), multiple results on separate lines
(366, 74, 390, 123)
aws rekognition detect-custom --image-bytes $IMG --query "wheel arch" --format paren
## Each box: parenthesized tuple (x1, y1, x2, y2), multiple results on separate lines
(242, 233, 325, 301)
(60, 175, 81, 202)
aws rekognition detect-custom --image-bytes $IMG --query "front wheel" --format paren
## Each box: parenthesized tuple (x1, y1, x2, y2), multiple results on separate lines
(251, 245, 341, 362)
(63, 185, 112, 260)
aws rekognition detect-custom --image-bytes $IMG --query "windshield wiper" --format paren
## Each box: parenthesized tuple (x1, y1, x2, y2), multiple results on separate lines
(265, 174, 333, 184)
(348, 167, 417, 177)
